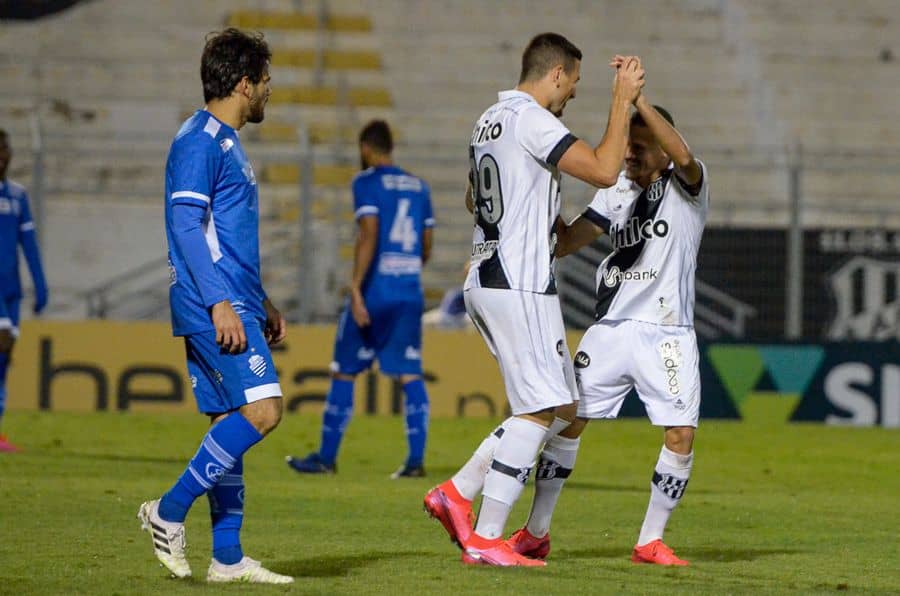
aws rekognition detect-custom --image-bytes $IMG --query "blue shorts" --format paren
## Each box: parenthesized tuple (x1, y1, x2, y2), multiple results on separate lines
(0, 296, 20, 338)
(331, 298, 424, 376)
(184, 319, 282, 415)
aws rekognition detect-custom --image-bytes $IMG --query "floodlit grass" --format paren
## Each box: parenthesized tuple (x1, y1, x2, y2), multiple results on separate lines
(0, 409, 897, 595)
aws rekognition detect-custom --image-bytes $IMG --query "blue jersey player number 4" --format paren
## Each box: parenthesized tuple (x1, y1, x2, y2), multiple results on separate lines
(287, 120, 435, 480)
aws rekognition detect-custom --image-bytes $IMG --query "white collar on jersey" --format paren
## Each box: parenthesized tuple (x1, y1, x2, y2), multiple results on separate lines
(498, 89, 536, 102)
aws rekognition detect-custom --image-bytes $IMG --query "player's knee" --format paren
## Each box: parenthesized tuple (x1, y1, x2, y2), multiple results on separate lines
(560, 417, 589, 439)
(664, 426, 694, 454)
(242, 397, 283, 435)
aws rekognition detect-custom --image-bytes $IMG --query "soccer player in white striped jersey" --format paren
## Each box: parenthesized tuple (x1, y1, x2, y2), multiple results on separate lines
(424, 33, 645, 567)
(514, 85, 708, 566)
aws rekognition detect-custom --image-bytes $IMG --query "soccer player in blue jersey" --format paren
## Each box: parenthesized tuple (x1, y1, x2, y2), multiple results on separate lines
(136, 29, 292, 584)
(0, 129, 48, 453)
(287, 120, 434, 479)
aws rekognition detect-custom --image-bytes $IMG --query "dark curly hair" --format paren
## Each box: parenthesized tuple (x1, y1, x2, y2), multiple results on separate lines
(359, 120, 393, 154)
(201, 28, 271, 103)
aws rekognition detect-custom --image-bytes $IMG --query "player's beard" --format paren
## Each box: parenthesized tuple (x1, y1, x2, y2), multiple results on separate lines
(247, 94, 266, 124)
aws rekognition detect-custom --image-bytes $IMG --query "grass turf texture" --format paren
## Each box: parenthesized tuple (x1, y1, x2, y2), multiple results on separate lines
(0, 409, 897, 595)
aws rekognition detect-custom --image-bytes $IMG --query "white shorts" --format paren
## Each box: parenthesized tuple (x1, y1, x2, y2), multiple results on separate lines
(465, 287, 577, 416)
(574, 319, 700, 427)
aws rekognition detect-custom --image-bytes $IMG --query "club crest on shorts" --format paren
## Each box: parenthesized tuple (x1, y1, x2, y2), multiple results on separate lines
(574, 351, 591, 368)
(556, 339, 565, 356)
(248, 354, 267, 377)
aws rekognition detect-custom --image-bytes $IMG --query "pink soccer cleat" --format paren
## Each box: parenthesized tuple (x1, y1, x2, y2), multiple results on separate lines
(423, 480, 474, 549)
(0, 434, 20, 453)
(462, 535, 546, 567)
(631, 539, 689, 566)
(507, 527, 551, 559)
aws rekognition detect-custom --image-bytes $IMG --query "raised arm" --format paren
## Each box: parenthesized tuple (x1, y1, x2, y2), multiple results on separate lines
(557, 56, 645, 188)
(634, 95, 701, 186)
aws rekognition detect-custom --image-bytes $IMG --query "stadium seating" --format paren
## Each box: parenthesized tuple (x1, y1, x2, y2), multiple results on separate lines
(0, 0, 897, 320)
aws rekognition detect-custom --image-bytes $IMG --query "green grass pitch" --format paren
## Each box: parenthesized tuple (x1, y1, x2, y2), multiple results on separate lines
(0, 408, 897, 595)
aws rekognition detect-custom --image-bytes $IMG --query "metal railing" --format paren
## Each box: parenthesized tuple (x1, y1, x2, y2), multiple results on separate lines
(556, 239, 758, 339)
(13, 93, 900, 336)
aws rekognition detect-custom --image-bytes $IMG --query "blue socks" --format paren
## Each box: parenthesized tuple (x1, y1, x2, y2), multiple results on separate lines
(403, 379, 429, 468)
(317, 377, 429, 467)
(318, 378, 354, 465)
(158, 412, 262, 523)
(0, 352, 9, 422)
(208, 456, 244, 565)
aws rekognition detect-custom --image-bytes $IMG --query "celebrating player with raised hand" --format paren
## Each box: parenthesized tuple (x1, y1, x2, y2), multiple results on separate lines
(514, 73, 708, 566)
(424, 33, 644, 567)
(137, 28, 292, 584)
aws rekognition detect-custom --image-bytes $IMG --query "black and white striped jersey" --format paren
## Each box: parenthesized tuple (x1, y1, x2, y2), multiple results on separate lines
(465, 90, 577, 295)
(584, 162, 709, 326)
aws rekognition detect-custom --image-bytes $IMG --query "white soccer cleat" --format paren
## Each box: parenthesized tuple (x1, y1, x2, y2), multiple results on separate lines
(207, 556, 294, 584)
(137, 499, 191, 578)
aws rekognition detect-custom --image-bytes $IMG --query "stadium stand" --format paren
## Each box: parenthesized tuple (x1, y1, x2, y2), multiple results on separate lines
(0, 0, 897, 323)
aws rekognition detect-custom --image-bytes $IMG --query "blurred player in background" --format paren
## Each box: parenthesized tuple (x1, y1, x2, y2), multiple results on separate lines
(0, 129, 48, 453)
(287, 119, 434, 479)
(424, 33, 644, 566)
(518, 90, 708, 566)
(136, 29, 292, 584)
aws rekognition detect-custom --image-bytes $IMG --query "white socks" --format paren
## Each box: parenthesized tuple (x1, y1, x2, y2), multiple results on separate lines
(450, 422, 507, 501)
(525, 433, 580, 538)
(637, 445, 693, 546)
(474, 417, 548, 539)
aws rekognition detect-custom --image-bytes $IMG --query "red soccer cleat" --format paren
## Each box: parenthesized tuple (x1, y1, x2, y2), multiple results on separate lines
(423, 480, 474, 549)
(462, 535, 547, 567)
(0, 434, 20, 453)
(631, 539, 689, 566)
(506, 527, 551, 559)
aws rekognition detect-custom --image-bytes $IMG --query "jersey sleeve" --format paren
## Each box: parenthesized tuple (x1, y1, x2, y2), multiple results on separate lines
(672, 159, 709, 209)
(167, 137, 220, 208)
(16, 189, 48, 301)
(170, 203, 232, 308)
(515, 106, 578, 167)
(582, 189, 612, 233)
(352, 175, 379, 220)
(16, 188, 35, 233)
